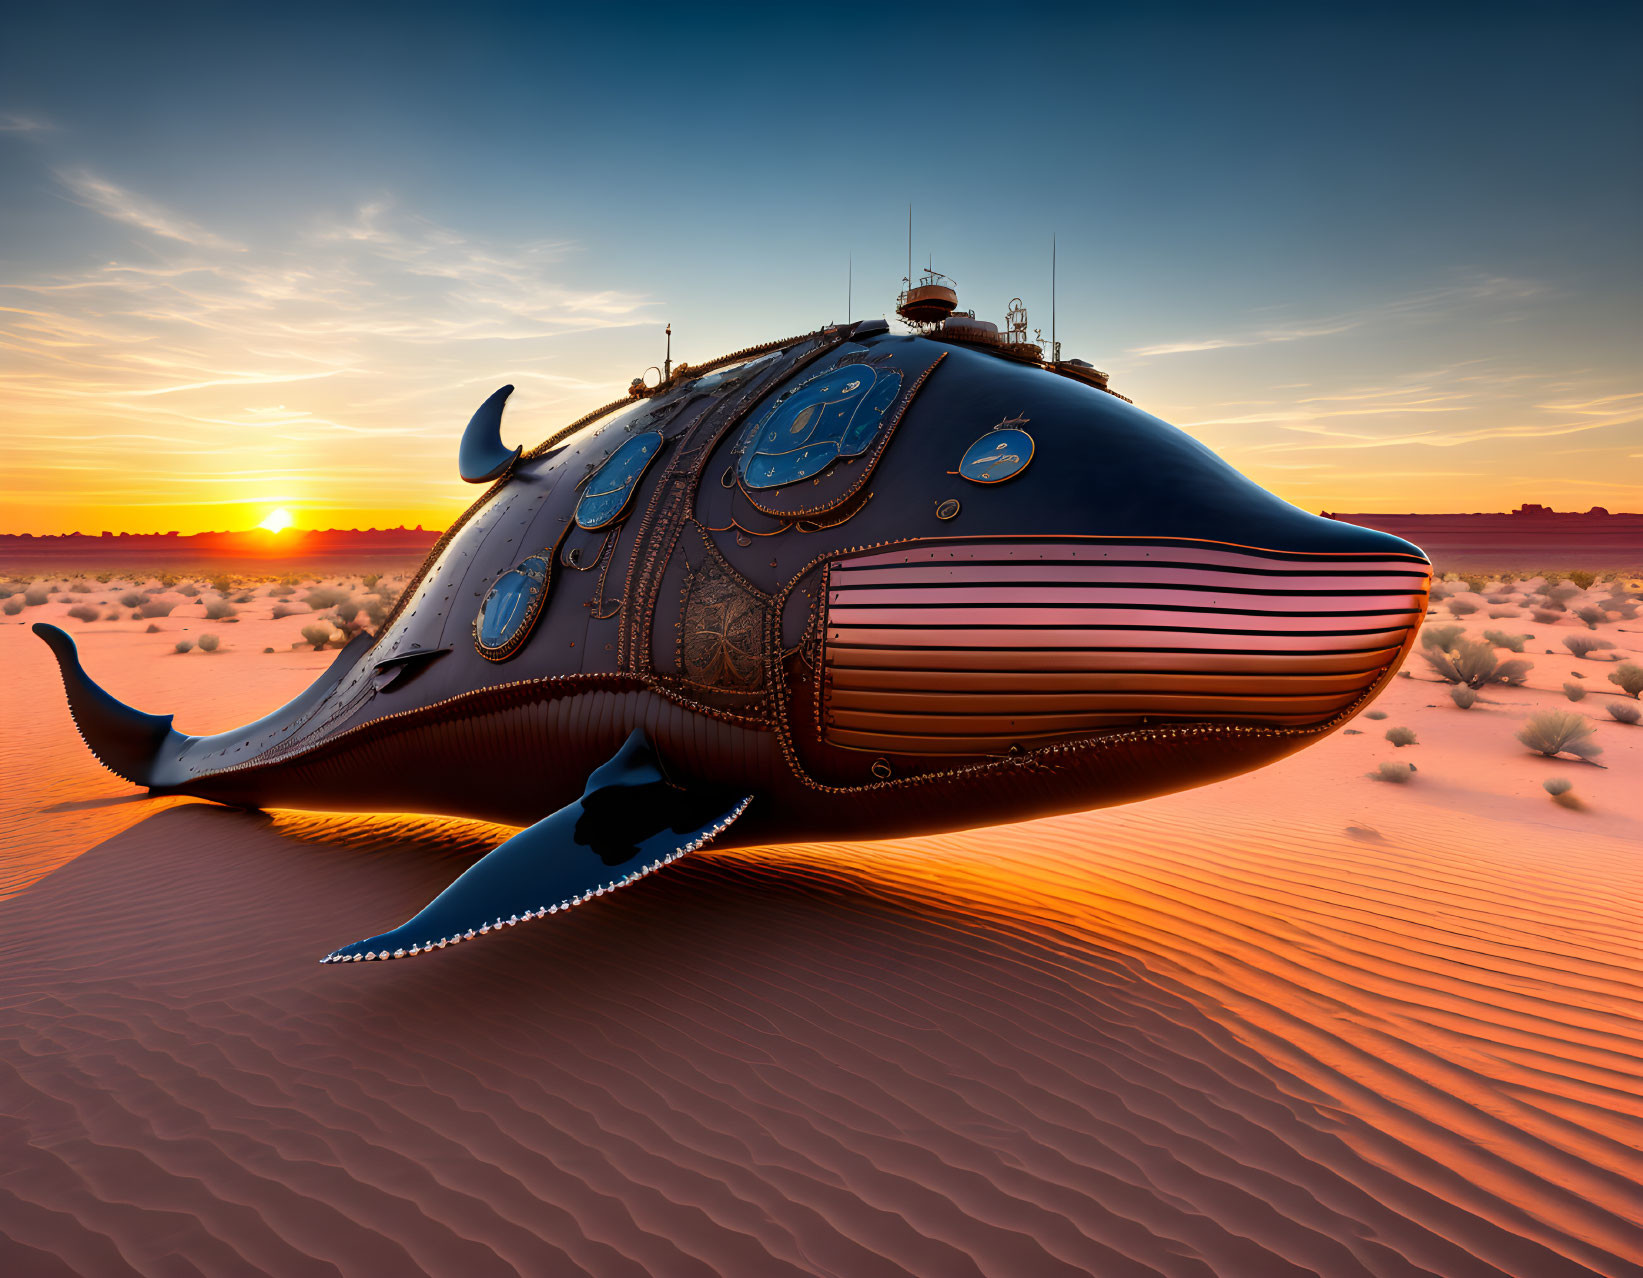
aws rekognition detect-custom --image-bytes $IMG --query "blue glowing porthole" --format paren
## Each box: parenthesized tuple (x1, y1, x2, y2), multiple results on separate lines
(474, 553, 551, 662)
(958, 426, 1034, 484)
(739, 363, 904, 490)
(575, 431, 663, 530)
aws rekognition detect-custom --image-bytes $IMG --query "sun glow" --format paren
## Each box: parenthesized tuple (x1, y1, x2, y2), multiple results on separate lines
(258, 507, 295, 534)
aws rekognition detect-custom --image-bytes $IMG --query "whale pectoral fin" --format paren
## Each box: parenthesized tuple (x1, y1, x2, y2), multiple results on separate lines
(319, 730, 752, 964)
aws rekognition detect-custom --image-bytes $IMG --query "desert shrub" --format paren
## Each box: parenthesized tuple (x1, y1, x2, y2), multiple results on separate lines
(2, 598, 23, 616)
(362, 573, 380, 589)
(269, 583, 295, 597)
(139, 599, 175, 618)
(1447, 599, 1479, 617)
(1499, 572, 1517, 585)
(263, 646, 275, 653)
(69, 581, 91, 593)
(1566, 570, 1596, 590)
(300, 622, 333, 650)
(331, 600, 362, 627)
(1485, 593, 1514, 605)
(1368, 761, 1415, 783)
(1461, 575, 1487, 594)
(1543, 776, 1572, 796)
(66, 603, 99, 622)
(174, 639, 194, 653)
(197, 633, 220, 652)
(232, 591, 255, 603)
(1420, 623, 1465, 650)
(209, 574, 233, 595)
(1449, 685, 1477, 709)
(1483, 629, 1526, 652)
(202, 598, 238, 621)
(145, 622, 161, 633)
(23, 585, 49, 606)
(177, 584, 199, 597)
(1573, 605, 1605, 629)
(1564, 635, 1615, 658)
(1516, 709, 1601, 760)
(1530, 608, 1563, 625)
(119, 592, 142, 607)
(304, 586, 352, 611)
(271, 604, 298, 619)
(1548, 581, 1582, 602)
(1563, 681, 1587, 702)
(1487, 608, 1519, 619)
(103, 609, 121, 620)
(1364, 709, 1388, 720)
(1422, 637, 1532, 688)
(1608, 663, 1643, 697)
(1385, 726, 1417, 746)
(1606, 702, 1640, 724)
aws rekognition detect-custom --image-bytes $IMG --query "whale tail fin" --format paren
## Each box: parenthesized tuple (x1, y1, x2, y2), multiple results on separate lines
(33, 623, 185, 788)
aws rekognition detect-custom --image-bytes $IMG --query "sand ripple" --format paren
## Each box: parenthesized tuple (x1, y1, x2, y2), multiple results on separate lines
(3, 793, 1639, 1277)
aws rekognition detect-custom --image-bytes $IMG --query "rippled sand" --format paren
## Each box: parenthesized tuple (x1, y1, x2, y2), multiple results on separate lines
(2, 588, 1640, 1276)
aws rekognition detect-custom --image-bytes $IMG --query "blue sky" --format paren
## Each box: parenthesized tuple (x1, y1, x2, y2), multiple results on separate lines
(2, 2, 1638, 531)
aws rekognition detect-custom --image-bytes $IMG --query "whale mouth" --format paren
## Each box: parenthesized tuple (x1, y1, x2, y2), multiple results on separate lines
(817, 536, 1431, 756)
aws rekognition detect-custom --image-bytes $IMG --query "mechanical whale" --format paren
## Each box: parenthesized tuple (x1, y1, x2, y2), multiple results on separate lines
(37, 295, 1431, 963)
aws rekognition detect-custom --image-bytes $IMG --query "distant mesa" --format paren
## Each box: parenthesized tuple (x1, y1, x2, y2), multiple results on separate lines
(0, 525, 442, 572)
(1320, 506, 1640, 571)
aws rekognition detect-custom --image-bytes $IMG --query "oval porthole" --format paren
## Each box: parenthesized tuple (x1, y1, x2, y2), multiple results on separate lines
(740, 363, 904, 490)
(958, 425, 1034, 484)
(575, 431, 664, 530)
(474, 553, 552, 662)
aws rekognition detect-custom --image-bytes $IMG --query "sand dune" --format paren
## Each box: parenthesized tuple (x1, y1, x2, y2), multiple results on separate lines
(2, 583, 1641, 1275)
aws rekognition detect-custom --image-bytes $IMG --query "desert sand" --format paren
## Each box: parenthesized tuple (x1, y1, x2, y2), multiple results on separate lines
(1, 574, 1639, 1276)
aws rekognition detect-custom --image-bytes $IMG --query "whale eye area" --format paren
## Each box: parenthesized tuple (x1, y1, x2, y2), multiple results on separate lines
(575, 431, 664, 530)
(739, 362, 903, 490)
(958, 426, 1034, 484)
(474, 553, 552, 661)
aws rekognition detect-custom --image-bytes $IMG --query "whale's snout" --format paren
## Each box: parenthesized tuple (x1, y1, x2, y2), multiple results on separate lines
(817, 527, 1430, 756)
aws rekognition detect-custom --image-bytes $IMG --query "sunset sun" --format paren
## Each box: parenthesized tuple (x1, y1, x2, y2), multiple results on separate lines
(258, 507, 294, 534)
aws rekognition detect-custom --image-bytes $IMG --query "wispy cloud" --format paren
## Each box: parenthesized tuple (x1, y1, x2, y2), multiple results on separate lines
(54, 169, 246, 251)
(0, 111, 54, 133)
(1127, 277, 1544, 360)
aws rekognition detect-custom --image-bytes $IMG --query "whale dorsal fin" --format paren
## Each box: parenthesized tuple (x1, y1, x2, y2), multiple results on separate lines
(320, 731, 752, 963)
(458, 383, 522, 483)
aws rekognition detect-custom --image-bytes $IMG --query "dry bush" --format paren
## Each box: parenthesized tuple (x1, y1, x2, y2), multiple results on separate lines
(1385, 726, 1417, 746)
(1487, 608, 1519, 619)
(1463, 575, 1488, 594)
(1566, 570, 1596, 590)
(1574, 605, 1607, 629)
(202, 598, 238, 621)
(23, 585, 49, 606)
(144, 622, 161, 633)
(102, 609, 121, 620)
(1483, 628, 1526, 652)
(1368, 761, 1415, 783)
(119, 592, 142, 608)
(1531, 608, 1563, 624)
(362, 573, 381, 589)
(174, 639, 194, 654)
(198, 633, 220, 652)
(177, 584, 199, 597)
(66, 603, 99, 623)
(232, 591, 255, 603)
(1543, 776, 1572, 796)
(1608, 662, 1643, 697)
(1563, 681, 1587, 702)
(1606, 702, 1641, 724)
(1485, 593, 1514, 605)
(1422, 637, 1532, 688)
(69, 581, 91, 594)
(1447, 599, 1479, 617)
(138, 599, 175, 618)
(1420, 623, 1465, 650)
(304, 586, 351, 611)
(268, 583, 295, 597)
(1364, 708, 1388, 720)
(1449, 686, 1477, 709)
(1, 598, 21, 616)
(271, 604, 298, 619)
(300, 622, 333, 650)
(1564, 634, 1615, 658)
(1516, 709, 1601, 760)
(209, 575, 234, 595)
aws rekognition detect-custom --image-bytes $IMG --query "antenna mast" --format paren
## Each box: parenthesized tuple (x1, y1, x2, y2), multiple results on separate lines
(1051, 234, 1059, 363)
(663, 323, 671, 381)
(907, 204, 913, 296)
(848, 254, 852, 323)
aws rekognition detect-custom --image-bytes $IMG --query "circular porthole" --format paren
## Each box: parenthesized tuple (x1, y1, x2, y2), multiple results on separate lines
(474, 553, 552, 661)
(958, 426, 1034, 484)
(935, 498, 961, 520)
(575, 431, 664, 530)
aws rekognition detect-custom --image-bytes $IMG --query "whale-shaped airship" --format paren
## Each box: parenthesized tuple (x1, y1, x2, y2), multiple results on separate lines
(37, 287, 1431, 963)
